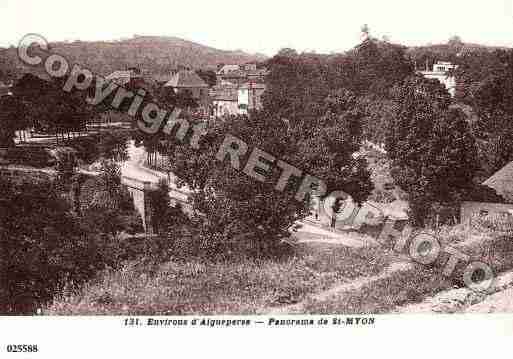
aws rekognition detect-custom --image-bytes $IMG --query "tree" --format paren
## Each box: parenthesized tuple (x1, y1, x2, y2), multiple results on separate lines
(0, 175, 106, 313)
(448, 35, 463, 47)
(295, 89, 373, 206)
(361, 24, 370, 40)
(166, 113, 309, 258)
(262, 49, 329, 136)
(80, 159, 142, 236)
(0, 95, 28, 147)
(457, 49, 513, 175)
(386, 76, 478, 226)
(147, 179, 189, 259)
(97, 132, 129, 162)
(13, 74, 89, 141)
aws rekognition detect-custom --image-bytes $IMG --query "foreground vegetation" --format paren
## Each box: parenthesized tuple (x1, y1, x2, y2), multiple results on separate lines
(47, 241, 397, 315)
(300, 228, 513, 314)
(47, 223, 513, 315)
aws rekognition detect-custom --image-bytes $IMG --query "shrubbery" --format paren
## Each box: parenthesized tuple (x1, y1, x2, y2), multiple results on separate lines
(0, 159, 145, 314)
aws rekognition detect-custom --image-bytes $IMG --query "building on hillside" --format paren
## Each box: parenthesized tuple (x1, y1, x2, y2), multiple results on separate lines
(217, 68, 246, 86)
(216, 64, 268, 86)
(460, 161, 513, 224)
(419, 61, 457, 97)
(241, 63, 257, 72)
(210, 81, 266, 117)
(237, 82, 266, 114)
(211, 84, 239, 117)
(164, 69, 210, 109)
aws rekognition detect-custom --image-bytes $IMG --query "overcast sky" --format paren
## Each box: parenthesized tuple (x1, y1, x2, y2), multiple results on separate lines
(1, 0, 512, 55)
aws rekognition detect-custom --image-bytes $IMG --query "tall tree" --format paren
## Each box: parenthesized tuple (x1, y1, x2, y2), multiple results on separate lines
(386, 76, 478, 226)
(0, 95, 28, 147)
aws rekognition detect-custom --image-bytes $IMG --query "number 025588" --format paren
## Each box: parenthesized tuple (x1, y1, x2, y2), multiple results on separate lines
(6, 344, 39, 353)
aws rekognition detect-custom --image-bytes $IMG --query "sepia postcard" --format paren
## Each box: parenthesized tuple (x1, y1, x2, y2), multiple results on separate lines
(1, 0, 513, 357)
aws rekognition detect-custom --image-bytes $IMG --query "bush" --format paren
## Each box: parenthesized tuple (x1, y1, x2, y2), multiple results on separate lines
(0, 168, 146, 314)
(0, 175, 107, 314)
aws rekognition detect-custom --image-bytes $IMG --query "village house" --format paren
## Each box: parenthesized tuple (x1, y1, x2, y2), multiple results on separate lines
(210, 81, 266, 117)
(461, 161, 513, 223)
(216, 64, 268, 86)
(211, 83, 239, 117)
(237, 82, 266, 114)
(419, 61, 458, 97)
(163, 69, 210, 110)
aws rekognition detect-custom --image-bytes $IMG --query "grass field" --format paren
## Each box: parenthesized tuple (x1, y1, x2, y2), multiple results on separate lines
(46, 241, 398, 315)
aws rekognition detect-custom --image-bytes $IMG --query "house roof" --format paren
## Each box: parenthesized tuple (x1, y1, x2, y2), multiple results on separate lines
(164, 70, 208, 88)
(483, 161, 513, 203)
(217, 64, 240, 74)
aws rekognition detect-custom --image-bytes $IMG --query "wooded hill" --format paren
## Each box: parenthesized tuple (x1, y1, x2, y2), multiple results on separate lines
(0, 35, 267, 81)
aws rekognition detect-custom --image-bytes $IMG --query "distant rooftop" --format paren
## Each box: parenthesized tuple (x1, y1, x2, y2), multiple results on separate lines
(217, 64, 240, 75)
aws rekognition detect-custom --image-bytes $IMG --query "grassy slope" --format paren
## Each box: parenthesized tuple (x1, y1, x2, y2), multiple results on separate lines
(46, 241, 398, 315)
(300, 229, 513, 314)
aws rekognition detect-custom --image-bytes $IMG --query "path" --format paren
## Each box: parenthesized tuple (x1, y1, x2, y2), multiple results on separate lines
(259, 261, 413, 315)
(120, 142, 190, 205)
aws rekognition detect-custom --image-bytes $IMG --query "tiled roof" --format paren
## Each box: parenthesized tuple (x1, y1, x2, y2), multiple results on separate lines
(483, 161, 513, 203)
(164, 70, 208, 88)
